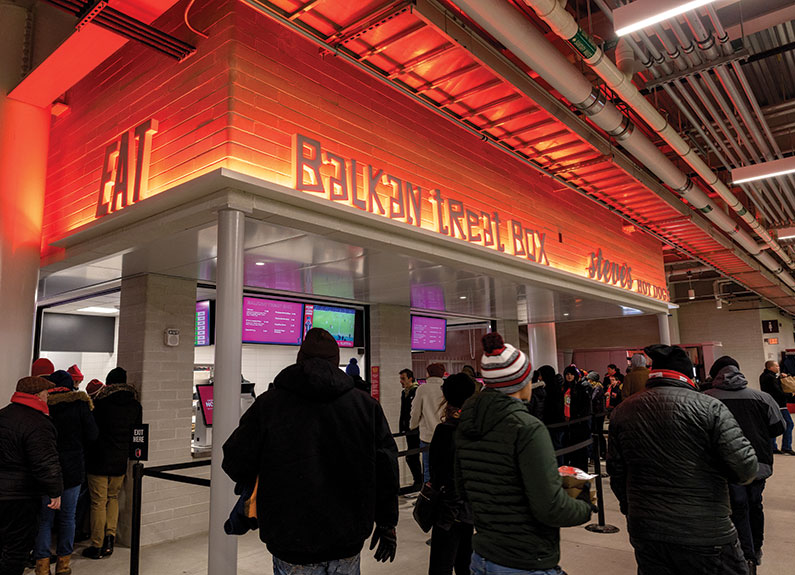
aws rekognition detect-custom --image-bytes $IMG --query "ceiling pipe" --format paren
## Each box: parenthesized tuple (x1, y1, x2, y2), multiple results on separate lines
(612, 20, 780, 223)
(655, 18, 789, 222)
(509, 0, 795, 276)
(450, 0, 795, 299)
(683, 12, 795, 221)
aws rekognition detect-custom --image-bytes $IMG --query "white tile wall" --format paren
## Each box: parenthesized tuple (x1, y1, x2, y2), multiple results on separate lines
(194, 344, 366, 396)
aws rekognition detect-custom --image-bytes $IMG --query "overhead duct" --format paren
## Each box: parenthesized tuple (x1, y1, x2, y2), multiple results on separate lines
(448, 0, 795, 298)
(506, 0, 795, 272)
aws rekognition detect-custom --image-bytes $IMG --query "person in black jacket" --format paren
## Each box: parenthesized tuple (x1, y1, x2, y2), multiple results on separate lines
(223, 328, 399, 575)
(706, 359, 784, 573)
(428, 373, 475, 575)
(608, 345, 758, 575)
(83, 367, 142, 560)
(538, 365, 565, 465)
(0, 376, 63, 575)
(399, 368, 423, 491)
(759, 360, 794, 454)
(33, 371, 99, 575)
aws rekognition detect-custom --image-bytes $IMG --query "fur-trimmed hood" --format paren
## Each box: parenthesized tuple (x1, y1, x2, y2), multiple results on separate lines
(95, 382, 139, 402)
(48, 389, 94, 410)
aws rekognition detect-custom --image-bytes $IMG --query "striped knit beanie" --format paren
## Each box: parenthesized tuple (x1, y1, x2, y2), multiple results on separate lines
(480, 332, 533, 394)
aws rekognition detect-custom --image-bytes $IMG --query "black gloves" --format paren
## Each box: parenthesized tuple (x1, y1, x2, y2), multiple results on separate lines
(577, 481, 599, 514)
(369, 525, 397, 562)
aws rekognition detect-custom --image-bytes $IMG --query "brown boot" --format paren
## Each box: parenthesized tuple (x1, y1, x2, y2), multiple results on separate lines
(34, 558, 51, 575)
(55, 555, 72, 575)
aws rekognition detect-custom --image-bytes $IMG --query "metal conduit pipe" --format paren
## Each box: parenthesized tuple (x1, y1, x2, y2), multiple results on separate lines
(684, 11, 795, 216)
(514, 0, 795, 274)
(601, 6, 781, 223)
(701, 7, 795, 212)
(451, 0, 795, 297)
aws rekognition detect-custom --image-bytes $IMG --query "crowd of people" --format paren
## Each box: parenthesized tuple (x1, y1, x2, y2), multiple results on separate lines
(3, 328, 791, 575)
(0, 360, 142, 575)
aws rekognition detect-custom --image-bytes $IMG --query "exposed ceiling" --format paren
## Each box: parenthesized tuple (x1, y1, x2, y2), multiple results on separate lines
(231, 0, 795, 316)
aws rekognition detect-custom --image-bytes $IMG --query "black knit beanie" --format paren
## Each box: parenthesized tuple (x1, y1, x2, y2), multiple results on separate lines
(442, 373, 476, 408)
(644, 344, 694, 378)
(297, 328, 340, 367)
(106, 367, 127, 385)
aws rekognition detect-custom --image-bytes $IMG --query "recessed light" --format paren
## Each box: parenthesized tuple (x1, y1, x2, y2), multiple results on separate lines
(459, 296, 467, 300)
(77, 307, 118, 314)
(563, 313, 569, 317)
(255, 262, 265, 266)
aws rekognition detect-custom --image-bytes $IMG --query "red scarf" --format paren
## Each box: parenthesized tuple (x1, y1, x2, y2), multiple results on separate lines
(648, 369, 698, 390)
(10, 392, 50, 415)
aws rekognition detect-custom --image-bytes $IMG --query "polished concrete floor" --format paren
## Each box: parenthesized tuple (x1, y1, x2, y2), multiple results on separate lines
(60, 454, 795, 574)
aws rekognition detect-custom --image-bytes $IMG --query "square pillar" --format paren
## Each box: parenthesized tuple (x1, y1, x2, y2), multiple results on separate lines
(116, 274, 204, 546)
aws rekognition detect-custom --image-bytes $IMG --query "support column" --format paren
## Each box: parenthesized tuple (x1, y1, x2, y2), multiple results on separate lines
(208, 209, 244, 575)
(527, 323, 558, 371)
(116, 273, 199, 545)
(658, 312, 671, 346)
(496, 319, 521, 348)
(0, 2, 50, 398)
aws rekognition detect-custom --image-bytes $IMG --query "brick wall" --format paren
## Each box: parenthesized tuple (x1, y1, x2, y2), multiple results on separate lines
(116, 274, 205, 546)
(43, 0, 666, 301)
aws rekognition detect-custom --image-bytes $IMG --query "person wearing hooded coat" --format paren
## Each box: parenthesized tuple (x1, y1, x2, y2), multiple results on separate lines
(705, 359, 784, 573)
(33, 371, 98, 575)
(608, 345, 759, 575)
(83, 367, 142, 560)
(223, 328, 399, 575)
(537, 365, 565, 465)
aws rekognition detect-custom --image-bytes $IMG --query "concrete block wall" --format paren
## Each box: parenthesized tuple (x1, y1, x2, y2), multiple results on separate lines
(369, 304, 413, 485)
(677, 300, 766, 385)
(117, 274, 207, 546)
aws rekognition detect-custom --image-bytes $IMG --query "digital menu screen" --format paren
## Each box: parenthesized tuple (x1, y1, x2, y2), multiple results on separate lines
(411, 316, 447, 351)
(195, 300, 212, 346)
(196, 384, 213, 426)
(303, 304, 356, 347)
(242, 297, 303, 345)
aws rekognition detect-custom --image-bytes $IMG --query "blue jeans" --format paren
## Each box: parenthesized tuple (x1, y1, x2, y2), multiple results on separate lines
(771, 408, 793, 451)
(470, 552, 566, 575)
(273, 554, 360, 575)
(34, 484, 80, 559)
(421, 440, 431, 484)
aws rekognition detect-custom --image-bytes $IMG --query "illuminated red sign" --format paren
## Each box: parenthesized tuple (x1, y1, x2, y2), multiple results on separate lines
(96, 118, 158, 217)
(588, 248, 669, 300)
(293, 134, 550, 266)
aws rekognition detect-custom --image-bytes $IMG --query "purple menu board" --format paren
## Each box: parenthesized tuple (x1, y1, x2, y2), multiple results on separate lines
(242, 297, 303, 345)
(411, 316, 447, 351)
(195, 300, 211, 346)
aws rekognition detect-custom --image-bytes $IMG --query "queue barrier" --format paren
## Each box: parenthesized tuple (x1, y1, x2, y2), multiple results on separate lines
(130, 415, 617, 573)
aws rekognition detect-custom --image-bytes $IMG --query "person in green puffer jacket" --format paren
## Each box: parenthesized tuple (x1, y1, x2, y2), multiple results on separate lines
(455, 333, 593, 575)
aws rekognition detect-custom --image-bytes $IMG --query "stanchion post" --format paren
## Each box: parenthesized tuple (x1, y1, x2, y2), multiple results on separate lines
(130, 462, 144, 575)
(585, 432, 620, 534)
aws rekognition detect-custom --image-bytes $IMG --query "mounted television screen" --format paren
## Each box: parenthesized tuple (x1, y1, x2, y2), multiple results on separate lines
(195, 300, 214, 346)
(40, 313, 116, 353)
(196, 384, 213, 426)
(411, 315, 447, 351)
(303, 304, 356, 347)
(242, 297, 303, 345)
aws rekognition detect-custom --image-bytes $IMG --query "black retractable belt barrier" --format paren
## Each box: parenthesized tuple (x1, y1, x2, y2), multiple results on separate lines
(130, 460, 212, 575)
(584, 432, 619, 534)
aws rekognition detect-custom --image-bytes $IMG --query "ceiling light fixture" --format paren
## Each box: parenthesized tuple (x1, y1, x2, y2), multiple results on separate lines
(459, 296, 467, 300)
(77, 306, 118, 314)
(731, 156, 795, 184)
(255, 262, 266, 266)
(614, 0, 718, 37)
(687, 271, 695, 300)
(563, 312, 570, 317)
